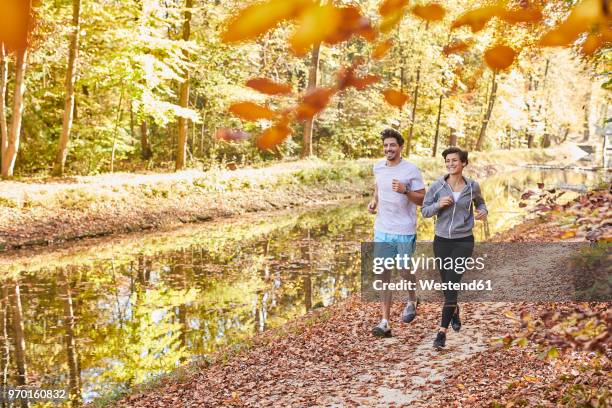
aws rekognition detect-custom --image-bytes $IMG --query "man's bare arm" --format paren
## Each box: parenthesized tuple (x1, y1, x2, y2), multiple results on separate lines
(406, 188, 425, 206)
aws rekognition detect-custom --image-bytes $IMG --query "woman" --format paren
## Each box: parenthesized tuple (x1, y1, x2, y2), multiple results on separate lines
(421, 147, 487, 349)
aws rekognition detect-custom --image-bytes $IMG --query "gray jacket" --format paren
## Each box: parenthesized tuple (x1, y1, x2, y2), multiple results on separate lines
(421, 175, 488, 239)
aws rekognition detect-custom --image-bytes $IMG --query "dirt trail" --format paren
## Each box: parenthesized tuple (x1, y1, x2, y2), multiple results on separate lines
(120, 242, 585, 408)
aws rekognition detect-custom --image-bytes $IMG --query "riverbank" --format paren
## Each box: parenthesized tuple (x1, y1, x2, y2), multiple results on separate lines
(0, 147, 567, 252)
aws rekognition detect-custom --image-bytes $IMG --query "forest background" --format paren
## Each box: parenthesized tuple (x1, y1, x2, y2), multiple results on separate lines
(0, 0, 609, 179)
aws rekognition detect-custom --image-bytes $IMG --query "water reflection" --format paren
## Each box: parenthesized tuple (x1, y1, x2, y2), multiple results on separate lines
(0, 168, 605, 406)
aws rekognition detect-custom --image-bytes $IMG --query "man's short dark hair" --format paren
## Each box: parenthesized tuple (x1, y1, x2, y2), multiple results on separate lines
(380, 128, 404, 146)
(442, 147, 468, 165)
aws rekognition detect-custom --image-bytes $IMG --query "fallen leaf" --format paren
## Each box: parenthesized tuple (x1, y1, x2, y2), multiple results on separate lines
(295, 87, 336, 120)
(256, 125, 292, 150)
(582, 33, 603, 55)
(498, 8, 543, 24)
(411, 4, 446, 22)
(0, 0, 31, 51)
(229, 102, 278, 121)
(372, 39, 393, 60)
(325, 6, 375, 44)
(382, 89, 409, 108)
(380, 10, 405, 33)
(215, 128, 252, 142)
(246, 78, 293, 95)
(539, 0, 609, 47)
(451, 6, 503, 33)
(483, 44, 516, 71)
(290, 4, 342, 55)
(379, 0, 409, 17)
(220, 0, 314, 43)
(443, 40, 470, 56)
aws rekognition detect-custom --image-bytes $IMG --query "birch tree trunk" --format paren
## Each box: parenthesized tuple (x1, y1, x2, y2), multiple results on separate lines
(475, 71, 497, 151)
(175, 0, 193, 171)
(302, 43, 321, 158)
(1, 49, 27, 178)
(0, 44, 8, 173)
(53, 0, 81, 176)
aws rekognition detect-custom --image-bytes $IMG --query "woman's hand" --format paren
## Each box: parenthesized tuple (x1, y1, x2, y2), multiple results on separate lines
(475, 210, 487, 220)
(367, 200, 378, 214)
(438, 196, 454, 209)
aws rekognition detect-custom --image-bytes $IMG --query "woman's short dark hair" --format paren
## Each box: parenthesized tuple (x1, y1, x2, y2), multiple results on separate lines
(442, 147, 468, 165)
(380, 128, 404, 146)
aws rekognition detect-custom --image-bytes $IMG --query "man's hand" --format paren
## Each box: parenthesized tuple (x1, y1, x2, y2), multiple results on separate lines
(475, 210, 487, 220)
(391, 178, 408, 193)
(438, 196, 454, 209)
(368, 200, 378, 214)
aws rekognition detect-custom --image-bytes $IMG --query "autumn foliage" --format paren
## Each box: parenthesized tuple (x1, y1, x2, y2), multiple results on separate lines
(217, 0, 611, 150)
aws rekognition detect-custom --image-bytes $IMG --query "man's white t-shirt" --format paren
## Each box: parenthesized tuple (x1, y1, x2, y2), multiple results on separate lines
(373, 158, 425, 235)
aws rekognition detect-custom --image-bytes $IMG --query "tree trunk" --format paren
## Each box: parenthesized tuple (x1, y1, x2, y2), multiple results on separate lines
(475, 71, 497, 151)
(0, 285, 9, 395)
(432, 93, 444, 157)
(175, 0, 193, 171)
(406, 22, 428, 156)
(448, 127, 457, 147)
(0, 44, 8, 173)
(9, 282, 28, 392)
(109, 87, 124, 173)
(582, 89, 592, 142)
(140, 121, 152, 160)
(302, 42, 321, 158)
(1, 49, 27, 178)
(406, 63, 421, 157)
(59, 270, 82, 406)
(53, 0, 81, 177)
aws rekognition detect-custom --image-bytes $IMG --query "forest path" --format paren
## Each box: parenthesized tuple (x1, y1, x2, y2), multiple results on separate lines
(120, 244, 581, 407)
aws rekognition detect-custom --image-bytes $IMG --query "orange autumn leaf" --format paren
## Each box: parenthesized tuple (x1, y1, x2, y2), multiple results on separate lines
(295, 87, 336, 121)
(443, 40, 470, 56)
(582, 33, 603, 55)
(229, 102, 278, 121)
(382, 89, 409, 108)
(372, 39, 393, 59)
(380, 10, 404, 33)
(498, 8, 543, 24)
(483, 45, 516, 71)
(290, 4, 343, 55)
(325, 6, 376, 44)
(411, 4, 446, 22)
(0, 0, 32, 51)
(539, 26, 578, 46)
(215, 128, 252, 142)
(337, 66, 380, 90)
(379, 0, 409, 17)
(220, 0, 314, 43)
(246, 78, 293, 95)
(540, 0, 609, 47)
(451, 5, 502, 32)
(256, 125, 292, 150)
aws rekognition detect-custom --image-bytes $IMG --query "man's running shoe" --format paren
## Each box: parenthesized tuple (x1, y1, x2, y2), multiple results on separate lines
(401, 298, 419, 323)
(372, 319, 392, 338)
(451, 306, 461, 332)
(433, 331, 446, 349)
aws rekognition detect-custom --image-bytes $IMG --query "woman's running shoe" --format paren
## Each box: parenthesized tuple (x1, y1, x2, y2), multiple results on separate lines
(433, 331, 446, 349)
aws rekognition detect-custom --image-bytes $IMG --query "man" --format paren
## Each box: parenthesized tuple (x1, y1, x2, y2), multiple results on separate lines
(368, 128, 426, 337)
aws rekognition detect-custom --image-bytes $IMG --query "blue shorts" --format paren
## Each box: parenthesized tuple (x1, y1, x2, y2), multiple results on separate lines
(373, 230, 416, 261)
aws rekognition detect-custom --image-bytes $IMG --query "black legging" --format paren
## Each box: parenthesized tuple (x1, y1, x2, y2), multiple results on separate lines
(433, 235, 475, 329)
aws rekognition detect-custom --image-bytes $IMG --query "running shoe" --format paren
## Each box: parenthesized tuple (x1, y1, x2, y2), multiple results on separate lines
(433, 331, 446, 349)
(401, 298, 419, 323)
(451, 306, 461, 332)
(372, 319, 392, 338)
